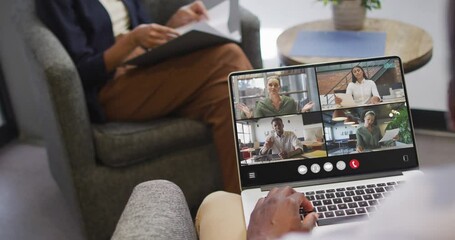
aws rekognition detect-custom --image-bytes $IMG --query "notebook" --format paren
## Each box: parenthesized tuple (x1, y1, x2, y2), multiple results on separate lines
(125, 0, 240, 67)
(228, 56, 421, 235)
(335, 93, 357, 107)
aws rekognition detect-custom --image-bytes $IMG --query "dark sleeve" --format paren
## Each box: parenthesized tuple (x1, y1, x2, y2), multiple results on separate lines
(36, 0, 113, 88)
(132, 0, 151, 24)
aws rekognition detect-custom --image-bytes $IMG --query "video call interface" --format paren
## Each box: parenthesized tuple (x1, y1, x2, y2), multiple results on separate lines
(231, 57, 417, 183)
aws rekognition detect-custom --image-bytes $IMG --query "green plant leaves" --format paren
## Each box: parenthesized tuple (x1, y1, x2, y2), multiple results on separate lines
(386, 107, 412, 144)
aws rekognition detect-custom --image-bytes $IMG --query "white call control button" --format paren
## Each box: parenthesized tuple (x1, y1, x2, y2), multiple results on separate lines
(297, 165, 308, 175)
(336, 161, 346, 170)
(323, 162, 333, 172)
(311, 164, 321, 173)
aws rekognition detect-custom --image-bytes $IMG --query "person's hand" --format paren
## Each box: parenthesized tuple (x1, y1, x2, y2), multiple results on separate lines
(368, 96, 381, 104)
(166, 1, 209, 28)
(356, 146, 364, 152)
(301, 101, 314, 113)
(247, 187, 318, 240)
(334, 95, 342, 105)
(392, 134, 400, 141)
(278, 151, 288, 159)
(236, 103, 253, 118)
(129, 24, 179, 49)
(264, 137, 274, 149)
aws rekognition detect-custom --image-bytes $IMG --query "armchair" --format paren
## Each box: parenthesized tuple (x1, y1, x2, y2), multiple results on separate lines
(12, 0, 262, 239)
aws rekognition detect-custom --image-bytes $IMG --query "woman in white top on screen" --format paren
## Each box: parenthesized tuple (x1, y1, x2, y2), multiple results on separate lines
(336, 66, 381, 105)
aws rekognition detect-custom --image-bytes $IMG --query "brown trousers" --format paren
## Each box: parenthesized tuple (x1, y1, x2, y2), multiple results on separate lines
(195, 191, 246, 240)
(99, 43, 253, 193)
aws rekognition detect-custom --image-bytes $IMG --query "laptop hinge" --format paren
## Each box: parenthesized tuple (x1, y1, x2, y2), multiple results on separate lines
(260, 171, 403, 192)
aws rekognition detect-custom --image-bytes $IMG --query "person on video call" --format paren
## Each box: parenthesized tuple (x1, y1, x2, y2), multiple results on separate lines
(336, 66, 381, 106)
(36, 0, 252, 193)
(259, 118, 304, 159)
(355, 110, 382, 152)
(194, 3, 455, 239)
(237, 75, 314, 118)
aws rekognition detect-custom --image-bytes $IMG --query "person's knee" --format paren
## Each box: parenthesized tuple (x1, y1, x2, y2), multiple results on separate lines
(211, 43, 248, 63)
(197, 191, 241, 215)
(195, 191, 245, 239)
(220, 43, 243, 54)
(203, 191, 239, 205)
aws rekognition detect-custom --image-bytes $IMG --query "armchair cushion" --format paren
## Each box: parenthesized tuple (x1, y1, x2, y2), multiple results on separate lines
(93, 118, 212, 167)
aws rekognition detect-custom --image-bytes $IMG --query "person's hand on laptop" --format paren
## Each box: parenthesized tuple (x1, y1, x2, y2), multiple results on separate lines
(247, 186, 318, 240)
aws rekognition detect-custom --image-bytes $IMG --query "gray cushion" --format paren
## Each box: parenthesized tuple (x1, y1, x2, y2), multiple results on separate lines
(93, 118, 212, 167)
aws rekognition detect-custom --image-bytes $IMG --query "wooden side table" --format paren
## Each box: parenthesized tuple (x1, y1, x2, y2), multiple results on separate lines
(277, 18, 433, 73)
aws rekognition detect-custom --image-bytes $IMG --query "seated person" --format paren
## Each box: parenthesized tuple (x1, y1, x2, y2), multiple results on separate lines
(356, 110, 397, 152)
(336, 66, 381, 106)
(356, 110, 381, 152)
(37, 0, 252, 193)
(259, 118, 304, 159)
(194, 4, 455, 239)
(237, 75, 314, 118)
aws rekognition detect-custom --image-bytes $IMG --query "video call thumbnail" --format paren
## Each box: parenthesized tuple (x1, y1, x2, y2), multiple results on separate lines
(317, 58, 405, 110)
(232, 67, 321, 120)
(237, 114, 327, 166)
(322, 103, 414, 157)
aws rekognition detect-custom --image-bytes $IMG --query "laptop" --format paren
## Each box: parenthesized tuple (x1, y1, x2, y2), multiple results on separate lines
(228, 56, 421, 234)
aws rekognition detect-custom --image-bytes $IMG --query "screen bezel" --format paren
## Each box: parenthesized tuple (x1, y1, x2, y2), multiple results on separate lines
(228, 56, 419, 189)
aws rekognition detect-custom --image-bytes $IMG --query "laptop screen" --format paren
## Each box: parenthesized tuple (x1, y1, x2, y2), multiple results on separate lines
(228, 56, 419, 188)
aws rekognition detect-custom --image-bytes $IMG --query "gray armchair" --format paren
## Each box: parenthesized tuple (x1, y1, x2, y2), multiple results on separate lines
(12, 0, 262, 239)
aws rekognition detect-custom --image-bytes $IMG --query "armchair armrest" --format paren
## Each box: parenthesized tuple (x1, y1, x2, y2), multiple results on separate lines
(112, 180, 197, 240)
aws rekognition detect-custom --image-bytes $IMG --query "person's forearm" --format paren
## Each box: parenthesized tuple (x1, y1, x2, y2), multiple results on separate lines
(103, 32, 137, 72)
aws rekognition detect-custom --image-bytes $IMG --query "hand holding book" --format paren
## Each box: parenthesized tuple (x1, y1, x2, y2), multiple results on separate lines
(124, 0, 240, 67)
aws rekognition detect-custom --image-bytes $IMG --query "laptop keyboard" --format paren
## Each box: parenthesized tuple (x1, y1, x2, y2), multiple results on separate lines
(300, 181, 403, 226)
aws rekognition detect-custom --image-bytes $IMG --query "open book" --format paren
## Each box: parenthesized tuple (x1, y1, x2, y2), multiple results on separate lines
(125, 0, 240, 67)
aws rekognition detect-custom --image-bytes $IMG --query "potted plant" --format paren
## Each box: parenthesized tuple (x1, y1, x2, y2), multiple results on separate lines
(319, 0, 382, 30)
(385, 107, 412, 144)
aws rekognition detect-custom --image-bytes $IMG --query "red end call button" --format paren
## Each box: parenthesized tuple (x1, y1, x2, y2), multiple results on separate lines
(349, 159, 360, 169)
